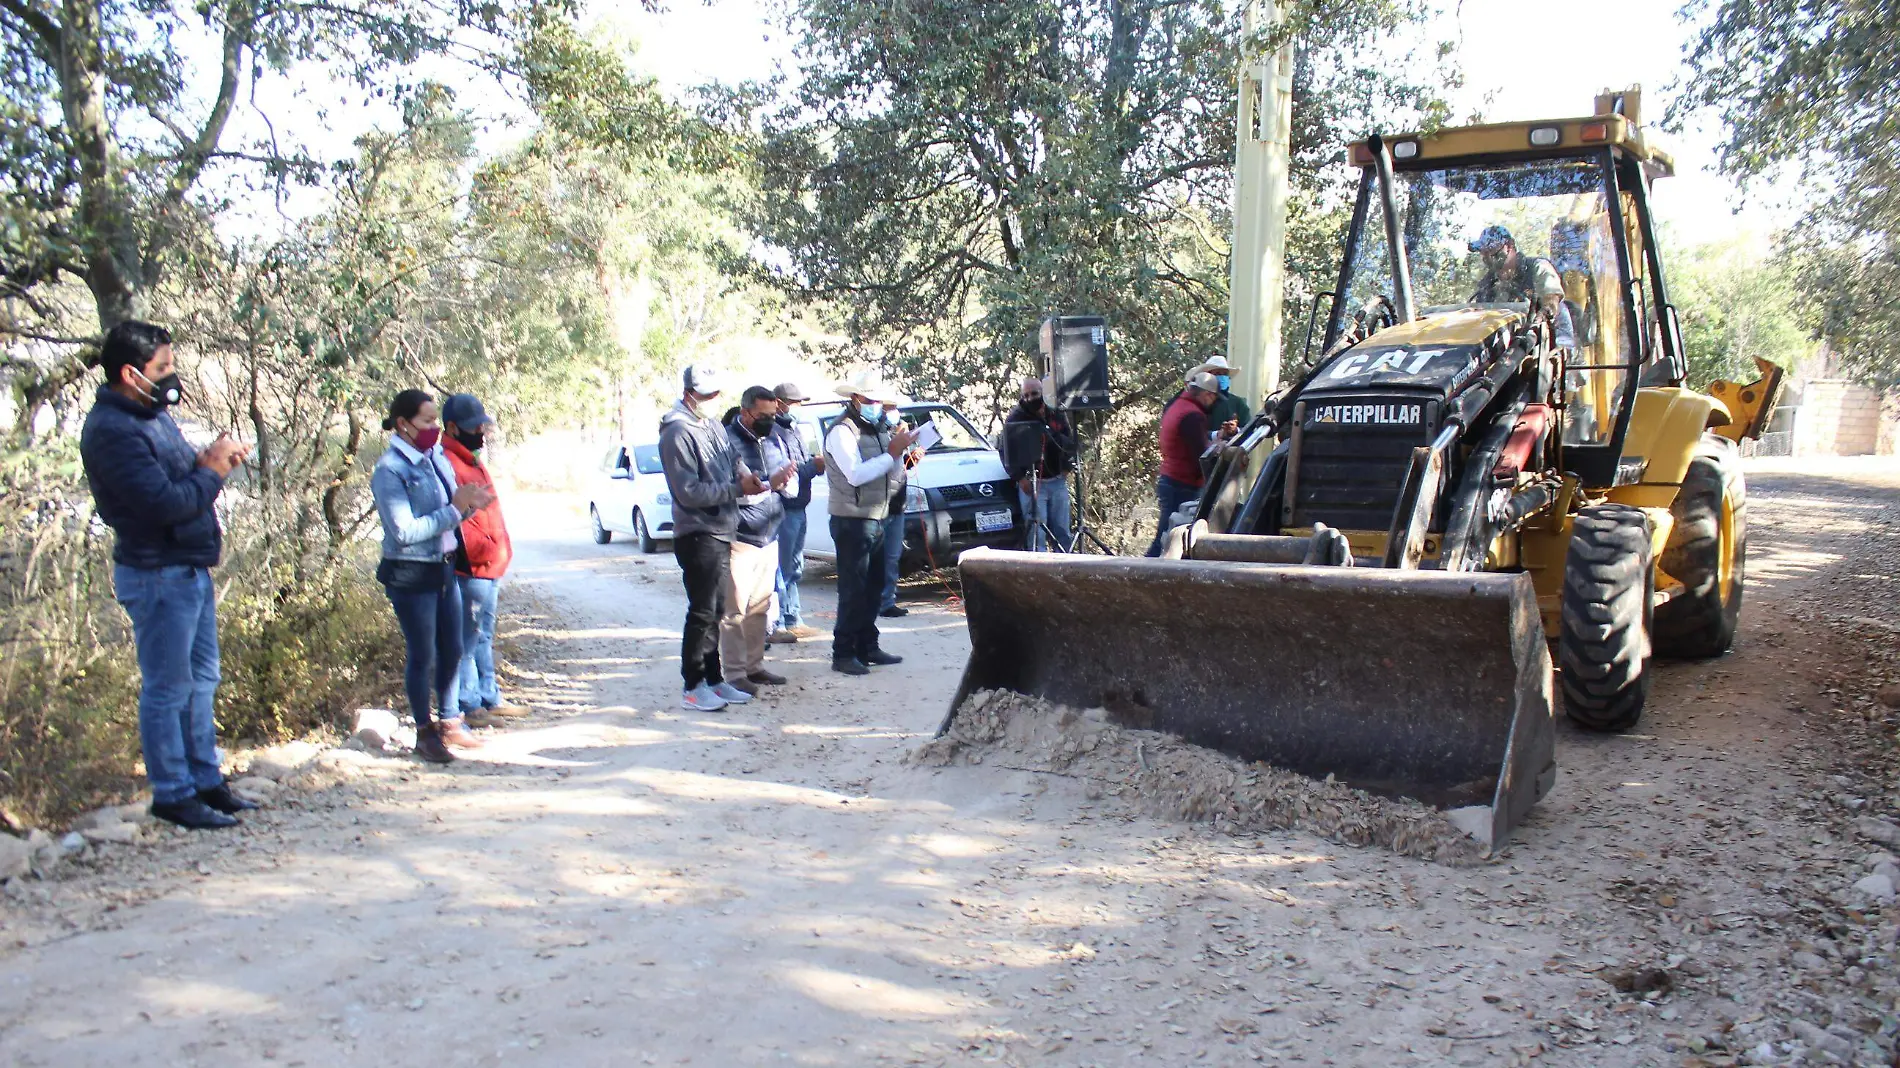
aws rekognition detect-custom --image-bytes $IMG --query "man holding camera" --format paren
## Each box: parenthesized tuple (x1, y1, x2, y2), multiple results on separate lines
(81, 320, 255, 829)
(1002, 376, 1076, 552)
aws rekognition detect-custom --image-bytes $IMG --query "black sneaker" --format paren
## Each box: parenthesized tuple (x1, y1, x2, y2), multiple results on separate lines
(878, 605, 909, 618)
(197, 783, 259, 814)
(831, 657, 870, 676)
(150, 797, 239, 830)
(863, 649, 904, 666)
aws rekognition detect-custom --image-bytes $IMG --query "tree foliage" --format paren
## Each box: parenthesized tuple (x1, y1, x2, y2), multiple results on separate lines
(1676, 0, 1900, 383)
(1668, 237, 1809, 391)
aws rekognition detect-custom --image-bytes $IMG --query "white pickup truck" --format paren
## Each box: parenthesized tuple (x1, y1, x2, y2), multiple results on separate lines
(790, 399, 1023, 574)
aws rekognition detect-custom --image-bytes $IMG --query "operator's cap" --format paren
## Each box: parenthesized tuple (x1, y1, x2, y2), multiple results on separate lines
(1186, 370, 1219, 392)
(772, 381, 809, 403)
(1469, 225, 1514, 252)
(1193, 354, 1236, 376)
(683, 364, 722, 396)
(441, 393, 491, 428)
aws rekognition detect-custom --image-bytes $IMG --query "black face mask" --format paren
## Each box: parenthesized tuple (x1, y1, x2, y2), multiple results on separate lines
(749, 416, 776, 437)
(454, 428, 485, 453)
(1025, 395, 1044, 412)
(133, 367, 184, 409)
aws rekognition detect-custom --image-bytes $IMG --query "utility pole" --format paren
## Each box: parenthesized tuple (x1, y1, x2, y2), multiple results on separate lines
(1226, 1, 1294, 409)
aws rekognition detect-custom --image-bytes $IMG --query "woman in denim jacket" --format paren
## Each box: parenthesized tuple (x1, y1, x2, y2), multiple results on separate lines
(371, 389, 494, 763)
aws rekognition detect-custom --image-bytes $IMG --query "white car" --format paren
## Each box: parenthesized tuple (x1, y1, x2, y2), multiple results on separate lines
(792, 400, 1023, 574)
(590, 443, 673, 553)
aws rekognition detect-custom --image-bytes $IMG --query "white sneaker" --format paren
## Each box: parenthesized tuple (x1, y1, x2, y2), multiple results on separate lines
(682, 684, 728, 711)
(710, 681, 753, 705)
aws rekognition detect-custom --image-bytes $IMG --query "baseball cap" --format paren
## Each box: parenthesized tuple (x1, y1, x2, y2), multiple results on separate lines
(772, 381, 809, 403)
(1187, 370, 1219, 392)
(683, 364, 722, 396)
(441, 393, 491, 428)
(1469, 225, 1514, 253)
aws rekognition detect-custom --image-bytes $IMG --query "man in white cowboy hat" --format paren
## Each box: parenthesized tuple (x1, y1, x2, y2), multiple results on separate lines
(1192, 353, 1251, 436)
(824, 370, 915, 675)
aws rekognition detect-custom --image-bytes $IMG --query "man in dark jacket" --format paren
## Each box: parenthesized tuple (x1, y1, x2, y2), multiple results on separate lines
(658, 365, 764, 712)
(1001, 376, 1076, 551)
(768, 382, 823, 642)
(721, 386, 799, 694)
(1194, 355, 1252, 434)
(80, 320, 254, 830)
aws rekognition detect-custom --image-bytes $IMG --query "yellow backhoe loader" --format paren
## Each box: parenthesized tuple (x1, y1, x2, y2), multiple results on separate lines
(941, 89, 1782, 849)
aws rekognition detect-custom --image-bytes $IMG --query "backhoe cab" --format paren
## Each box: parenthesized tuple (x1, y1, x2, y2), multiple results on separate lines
(945, 89, 1782, 850)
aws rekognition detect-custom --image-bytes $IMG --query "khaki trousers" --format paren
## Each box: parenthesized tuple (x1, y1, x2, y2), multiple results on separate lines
(720, 539, 778, 678)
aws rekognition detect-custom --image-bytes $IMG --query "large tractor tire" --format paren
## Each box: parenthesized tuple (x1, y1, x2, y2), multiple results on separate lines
(1654, 434, 1746, 658)
(1560, 503, 1654, 731)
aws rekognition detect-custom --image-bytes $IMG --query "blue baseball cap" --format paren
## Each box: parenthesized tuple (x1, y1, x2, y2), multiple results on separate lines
(441, 393, 491, 428)
(1469, 225, 1514, 253)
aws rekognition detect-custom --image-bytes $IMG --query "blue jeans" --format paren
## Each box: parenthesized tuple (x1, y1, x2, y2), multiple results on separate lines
(831, 516, 884, 661)
(1019, 476, 1073, 551)
(879, 510, 905, 611)
(458, 575, 501, 712)
(1145, 475, 1199, 557)
(114, 565, 224, 805)
(383, 561, 465, 728)
(777, 507, 808, 628)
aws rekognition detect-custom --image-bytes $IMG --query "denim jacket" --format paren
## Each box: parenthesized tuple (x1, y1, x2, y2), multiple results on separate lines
(371, 439, 462, 563)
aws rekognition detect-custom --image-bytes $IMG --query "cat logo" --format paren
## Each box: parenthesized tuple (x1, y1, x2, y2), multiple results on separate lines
(1309, 403, 1424, 427)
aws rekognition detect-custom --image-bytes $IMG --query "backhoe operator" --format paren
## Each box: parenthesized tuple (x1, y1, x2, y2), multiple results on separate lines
(1470, 225, 1575, 347)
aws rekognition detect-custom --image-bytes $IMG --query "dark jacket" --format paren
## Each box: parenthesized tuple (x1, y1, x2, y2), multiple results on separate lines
(658, 399, 739, 541)
(725, 417, 797, 548)
(1207, 389, 1251, 430)
(1002, 399, 1076, 480)
(772, 413, 818, 510)
(79, 386, 225, 569)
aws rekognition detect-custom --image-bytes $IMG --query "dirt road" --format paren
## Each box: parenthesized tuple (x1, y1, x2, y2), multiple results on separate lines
(4, 459, 1900, 1066)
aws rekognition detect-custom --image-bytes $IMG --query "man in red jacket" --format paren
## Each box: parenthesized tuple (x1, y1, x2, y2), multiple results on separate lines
(442, 394, 529, 727)
(1145, 370, 1232, 557)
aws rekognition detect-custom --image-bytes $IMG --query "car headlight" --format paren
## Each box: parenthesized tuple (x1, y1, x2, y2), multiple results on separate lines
(656, 492, 671, 506)
(904, 485, 928, 513)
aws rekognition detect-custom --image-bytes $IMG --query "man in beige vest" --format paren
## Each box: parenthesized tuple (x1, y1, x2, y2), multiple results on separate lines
(825, 372, 913, 675)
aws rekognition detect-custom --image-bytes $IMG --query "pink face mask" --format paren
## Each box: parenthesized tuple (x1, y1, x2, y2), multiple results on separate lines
(411, 426, 441, 451)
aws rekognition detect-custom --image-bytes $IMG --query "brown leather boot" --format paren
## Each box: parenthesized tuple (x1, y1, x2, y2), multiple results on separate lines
(440, 718, 485, 749)
(414, 723, 455, 764)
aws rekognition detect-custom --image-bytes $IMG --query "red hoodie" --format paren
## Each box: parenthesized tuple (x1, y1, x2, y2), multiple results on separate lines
(443, 438, 513, 580)
(1158, 391, 1211, 487)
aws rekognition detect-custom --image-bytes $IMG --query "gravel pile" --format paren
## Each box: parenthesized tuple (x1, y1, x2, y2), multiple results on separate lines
(911, 688, 1487, 864)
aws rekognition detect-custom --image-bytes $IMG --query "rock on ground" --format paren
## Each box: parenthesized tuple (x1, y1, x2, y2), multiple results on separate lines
(0, 834, 29, 881)
(245, 741, 322, 781)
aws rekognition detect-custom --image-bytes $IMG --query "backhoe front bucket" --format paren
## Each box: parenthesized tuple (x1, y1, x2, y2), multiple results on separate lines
(943, 549, 1557, 850)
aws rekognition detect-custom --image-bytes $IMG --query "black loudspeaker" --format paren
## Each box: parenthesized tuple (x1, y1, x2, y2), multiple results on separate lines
(1040, 315, 1111, 411)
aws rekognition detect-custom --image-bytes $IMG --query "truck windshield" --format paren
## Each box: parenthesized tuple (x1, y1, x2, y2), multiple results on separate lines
(1342, 155, 1635, 445)
(896, 405, 989, 452)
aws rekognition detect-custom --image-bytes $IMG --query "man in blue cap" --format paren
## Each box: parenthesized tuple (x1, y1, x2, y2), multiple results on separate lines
(1469, 225, 1564, 318)
(442, 393, 529, 728)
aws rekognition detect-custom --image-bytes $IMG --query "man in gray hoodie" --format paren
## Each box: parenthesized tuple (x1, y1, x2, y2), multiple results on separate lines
(658, 365, 764, 712)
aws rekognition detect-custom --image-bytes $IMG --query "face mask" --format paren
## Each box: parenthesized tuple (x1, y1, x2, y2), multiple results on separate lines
(858, 402, 880, 424)
(1025, 395, 1044, 410)
(1216, 375, 1231, 391)
(454, 428, 485, 453)
(749, 415, 775, 437)
(409, 425, 441, 451)
(774, 411, 794, 428)
(132, 366, 183, 409)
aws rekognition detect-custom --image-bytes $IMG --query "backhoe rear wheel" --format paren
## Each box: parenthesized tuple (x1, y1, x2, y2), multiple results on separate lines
(1654, 434, 1746, 658)
(1560, 504, 1654, 731)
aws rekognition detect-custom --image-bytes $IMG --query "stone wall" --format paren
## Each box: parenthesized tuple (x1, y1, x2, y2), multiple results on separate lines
(1796, 379, 1891, 457)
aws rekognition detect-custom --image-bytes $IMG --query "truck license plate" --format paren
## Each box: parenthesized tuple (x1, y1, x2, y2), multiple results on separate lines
(975, 508, 1012, 533)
